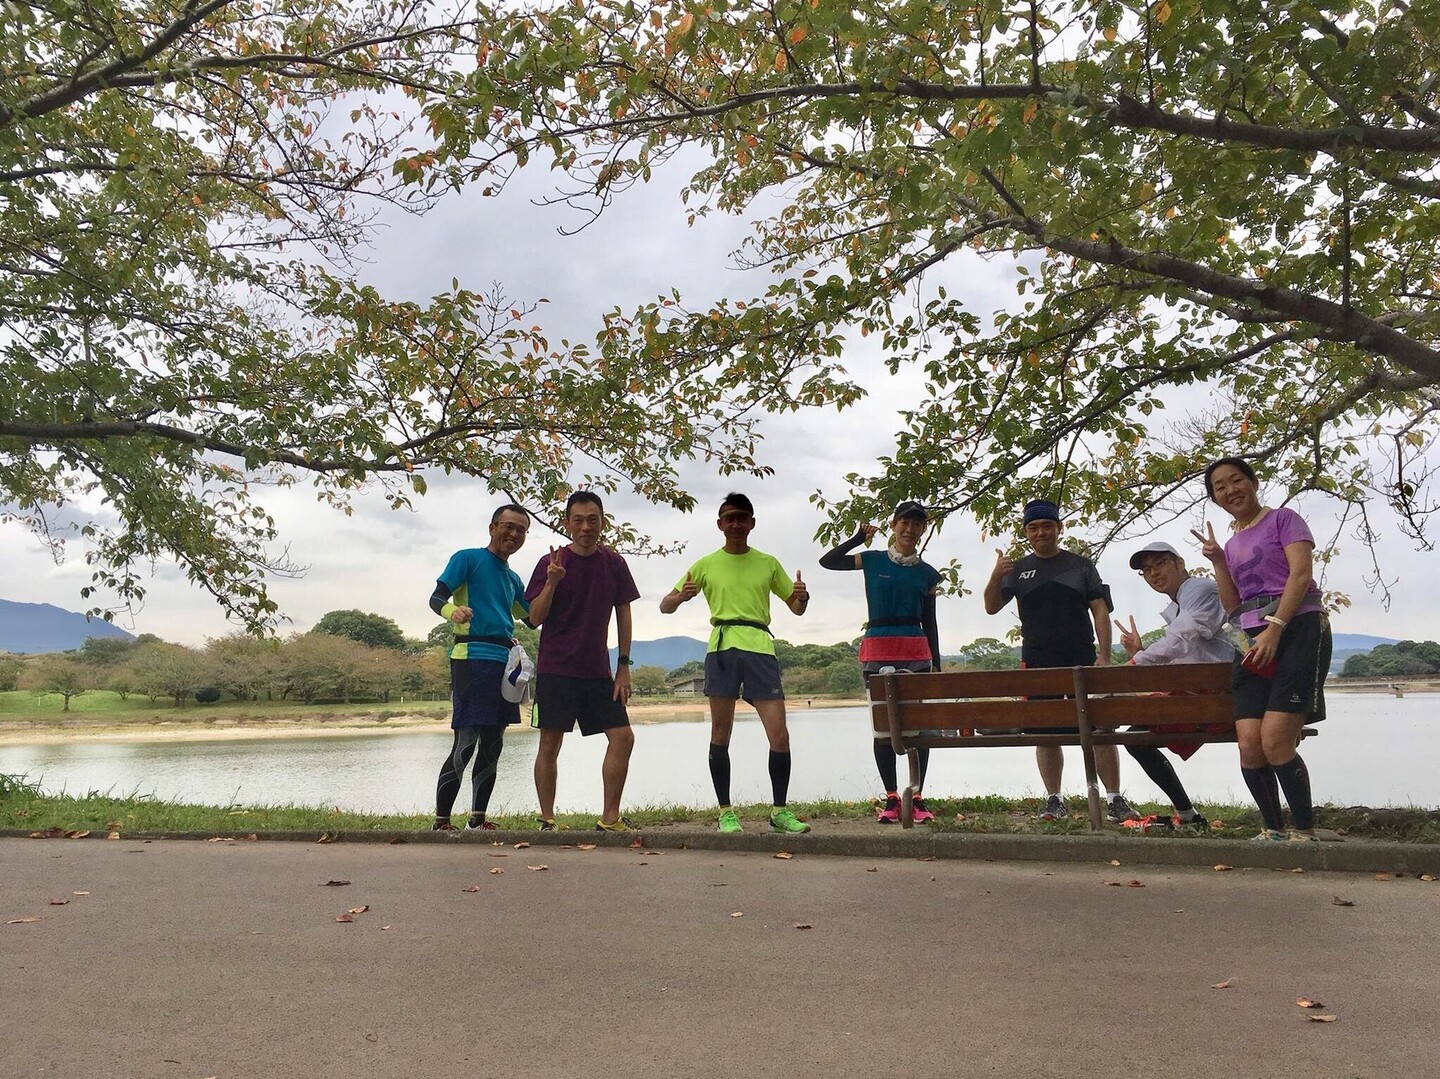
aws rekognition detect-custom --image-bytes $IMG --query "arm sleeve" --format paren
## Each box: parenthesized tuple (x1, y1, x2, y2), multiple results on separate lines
(429, 581, 453, 617)
(819, 529, 867, 571)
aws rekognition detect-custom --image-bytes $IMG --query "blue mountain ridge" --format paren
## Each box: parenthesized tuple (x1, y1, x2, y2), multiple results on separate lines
(0, 598, 136, 654)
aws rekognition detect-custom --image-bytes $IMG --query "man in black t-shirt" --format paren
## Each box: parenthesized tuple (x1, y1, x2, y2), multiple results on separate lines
(983, 499, 1139, 823)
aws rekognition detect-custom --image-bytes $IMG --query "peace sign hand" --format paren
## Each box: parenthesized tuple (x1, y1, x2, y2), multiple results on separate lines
(545, 546, 567, 584)
(1113, 614, 1143, 657)
(1190, 521, 1223, 562)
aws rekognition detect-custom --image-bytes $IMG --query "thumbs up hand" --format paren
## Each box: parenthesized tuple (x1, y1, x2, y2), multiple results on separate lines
(678, 571, 699, 603)
(991, 547, 1014, 580)
(789, 569, 809, 612)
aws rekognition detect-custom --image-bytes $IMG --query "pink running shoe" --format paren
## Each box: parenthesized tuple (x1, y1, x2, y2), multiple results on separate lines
(876, 794, 901, 823)
(911, 797, 936, 824)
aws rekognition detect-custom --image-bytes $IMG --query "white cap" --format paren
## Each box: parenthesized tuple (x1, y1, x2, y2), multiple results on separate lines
(1128, 541, 1181, 570)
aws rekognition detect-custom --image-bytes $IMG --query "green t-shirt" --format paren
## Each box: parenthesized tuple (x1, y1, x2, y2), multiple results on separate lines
(678, 547, 794, 656)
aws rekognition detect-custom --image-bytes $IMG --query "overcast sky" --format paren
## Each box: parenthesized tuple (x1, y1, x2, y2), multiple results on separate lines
(4, 150, 1437, 652)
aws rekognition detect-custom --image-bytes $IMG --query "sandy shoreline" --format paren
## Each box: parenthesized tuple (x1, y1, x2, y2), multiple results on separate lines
(0, 697, 867, 747)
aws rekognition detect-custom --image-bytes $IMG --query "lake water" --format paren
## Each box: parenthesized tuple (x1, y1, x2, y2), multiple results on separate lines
(2, 694, 1435, 815)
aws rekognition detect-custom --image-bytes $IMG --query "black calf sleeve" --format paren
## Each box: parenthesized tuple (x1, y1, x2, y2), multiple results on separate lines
(768, 750, 792, 807)
(1272, 755, 1314, 831)
(1242, 765, 1286, 832)
(1126, 745, 1194, 813)
(708, 743, 732, 806)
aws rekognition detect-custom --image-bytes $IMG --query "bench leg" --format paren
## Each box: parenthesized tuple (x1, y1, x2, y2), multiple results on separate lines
(900, 748, 921, 829)
(1080, 741, 1104, 831)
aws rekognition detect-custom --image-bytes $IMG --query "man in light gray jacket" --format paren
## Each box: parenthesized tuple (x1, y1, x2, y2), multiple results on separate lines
(1114, 541, 1238, 828)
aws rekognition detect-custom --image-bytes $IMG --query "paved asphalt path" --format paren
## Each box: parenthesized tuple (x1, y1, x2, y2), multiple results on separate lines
(2, 836, 1434, 1079)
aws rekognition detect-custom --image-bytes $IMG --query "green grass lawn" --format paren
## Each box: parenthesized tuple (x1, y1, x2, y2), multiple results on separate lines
(3, 774, 1436, 843)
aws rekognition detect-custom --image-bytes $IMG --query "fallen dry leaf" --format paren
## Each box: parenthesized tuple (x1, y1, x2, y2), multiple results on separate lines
(630, 838, 643, 849)
(866, 867, 878, 873)
(730, 911, 744, 918)
(206, 836, 234, 843)
(245, 834, 258, 841)
(316, 833, 333, 844)
(1304, 1014, 1337, 1023)
(7, 917, 41, 924)
(381, 925, 391, 931)
(577, 844, 597, 851)
(1331, 896, 1355, 906)
(1109, 859, 1121, 866)
(1213, 864, 1234, 872)
(388, 837, 407, 845)
(64, 829, 90, 839)
(917, 855, 936, 862)
(29, 828, 63, 839)
(641, 849, 662, 855)
(773, 851, 794, 860)
(489, 852, 508, 858)
(1374, 873, 1392, 881)
(106, 832, 120, 840)
(346, 906, 369, 915)
(526, 864, 549, 872)
(322, 880, 352, 887)
(1291, 868, 1305, 874)
(48, 898, 69, 906)
(489, 867, 504, 875)
(1127, 880, 1145, 888)
(1105, 881, 1124, 887)
(1296, 998, 1325, 1009)
(793, 923, 813, 930)
(334, 913, 354, 923)
(1420, 874, 1436, 882)
(513, 841, 531, 850)
(72, 891, 89, 897)
(461, 884, 481, 893)
(1211, 978, 1234, 989)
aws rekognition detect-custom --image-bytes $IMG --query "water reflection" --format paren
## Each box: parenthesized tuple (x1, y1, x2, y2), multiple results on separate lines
(1, 695, 1434, 815)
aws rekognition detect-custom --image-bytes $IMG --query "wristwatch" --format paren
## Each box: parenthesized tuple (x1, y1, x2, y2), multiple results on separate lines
(617, 654, 633, 666)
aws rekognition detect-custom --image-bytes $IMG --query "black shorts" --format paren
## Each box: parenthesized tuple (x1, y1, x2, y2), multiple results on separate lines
(451, 659, 521, 729)
(1233, 610, 1331, 721)
(531, 673, 629, 736)
(704, 649, 784, 702)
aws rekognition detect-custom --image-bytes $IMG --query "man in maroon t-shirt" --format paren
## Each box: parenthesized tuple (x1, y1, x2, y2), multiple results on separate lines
(525, 491, 641, 832)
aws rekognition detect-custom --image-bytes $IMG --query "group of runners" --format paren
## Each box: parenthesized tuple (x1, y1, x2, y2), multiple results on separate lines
(427, 456, 1332, 843)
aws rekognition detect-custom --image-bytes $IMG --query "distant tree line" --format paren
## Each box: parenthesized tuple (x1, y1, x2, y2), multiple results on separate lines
(2, 611, 449, 710)
(1341, 641, 1440, 679)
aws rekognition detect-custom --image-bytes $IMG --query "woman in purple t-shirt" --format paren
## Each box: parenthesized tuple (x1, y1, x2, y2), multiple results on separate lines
(1194, 457, 1331, 843)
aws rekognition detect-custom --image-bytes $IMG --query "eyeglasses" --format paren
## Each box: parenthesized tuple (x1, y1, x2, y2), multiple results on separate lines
(1138, 560, 1171, 576)
(493, 522, 529, 535)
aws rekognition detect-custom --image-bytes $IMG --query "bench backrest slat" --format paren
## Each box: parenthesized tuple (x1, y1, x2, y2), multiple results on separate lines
(871, 694, 1233, 733)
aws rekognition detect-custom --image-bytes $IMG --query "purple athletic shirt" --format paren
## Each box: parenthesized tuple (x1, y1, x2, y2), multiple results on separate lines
(524, 546, 640, 679)
(1222, 506, 1323, 631)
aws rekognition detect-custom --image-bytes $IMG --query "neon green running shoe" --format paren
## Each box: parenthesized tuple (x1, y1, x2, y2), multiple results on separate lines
(769, 808, 811, 834)
(717, 808, 743, 834)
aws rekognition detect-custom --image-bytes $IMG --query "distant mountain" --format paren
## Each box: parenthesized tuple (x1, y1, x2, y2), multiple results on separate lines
(1329, 633, 1400, 675)
(609, 635, 708, 672)
(0, 598, 136, 654)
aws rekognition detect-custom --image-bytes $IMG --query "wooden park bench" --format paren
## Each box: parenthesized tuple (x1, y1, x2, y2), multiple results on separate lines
(869, 662, 1317, 830)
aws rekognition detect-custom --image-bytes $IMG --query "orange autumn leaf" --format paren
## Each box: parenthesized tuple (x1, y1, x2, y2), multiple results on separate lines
(773, 851, 794, 860)
(1211, 978, 1234, 989)
(513, 841, 531, 850)
(1296, 998, 1325, 1009)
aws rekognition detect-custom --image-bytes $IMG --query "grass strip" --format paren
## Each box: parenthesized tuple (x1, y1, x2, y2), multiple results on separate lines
(3, 776, 1437, 843)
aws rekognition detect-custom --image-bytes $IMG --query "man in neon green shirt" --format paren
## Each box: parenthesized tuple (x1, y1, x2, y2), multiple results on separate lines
(660, 492, 811, 834)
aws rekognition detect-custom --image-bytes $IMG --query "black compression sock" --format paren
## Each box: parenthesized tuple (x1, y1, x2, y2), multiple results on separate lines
(1272, 755, 1314, 831)
(708, 743, 732, 806)
(872, 741, 899, 793)
(768, 750, 792, 807)
(1127, 745, 1194, 813)
(1242, 765, 1286, 832)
